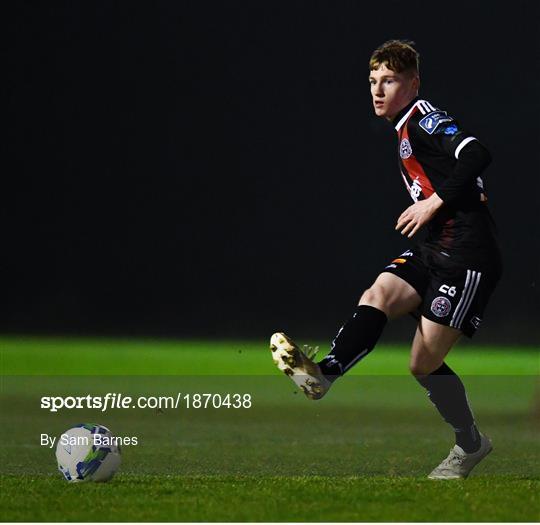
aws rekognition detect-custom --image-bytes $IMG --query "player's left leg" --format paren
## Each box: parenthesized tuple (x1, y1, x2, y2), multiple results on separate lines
(409, 316, 460, 375)
(410, 317, 492, 479)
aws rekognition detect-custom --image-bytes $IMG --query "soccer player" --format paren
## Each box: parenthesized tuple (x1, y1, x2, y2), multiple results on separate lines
(270, 40, 502, 480)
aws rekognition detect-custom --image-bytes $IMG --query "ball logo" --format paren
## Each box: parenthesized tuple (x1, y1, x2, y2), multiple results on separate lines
(400, 139, 412, 159)
(431, 296, 452, 318)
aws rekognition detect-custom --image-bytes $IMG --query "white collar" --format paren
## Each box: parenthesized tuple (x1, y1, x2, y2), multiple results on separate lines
(394, 101, 421, 132)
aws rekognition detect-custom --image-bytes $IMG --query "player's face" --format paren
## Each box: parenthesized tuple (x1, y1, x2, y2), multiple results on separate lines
(369, 63, 419, 120)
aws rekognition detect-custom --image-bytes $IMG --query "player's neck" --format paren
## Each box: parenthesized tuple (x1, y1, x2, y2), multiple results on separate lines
(388, 95, 419, 122)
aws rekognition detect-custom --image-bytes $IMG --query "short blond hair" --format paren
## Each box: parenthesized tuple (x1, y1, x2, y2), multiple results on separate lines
(369, 40, 419, 76)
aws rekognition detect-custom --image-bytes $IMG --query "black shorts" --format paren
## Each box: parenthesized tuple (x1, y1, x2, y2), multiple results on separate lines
(382, 245, 502, 337)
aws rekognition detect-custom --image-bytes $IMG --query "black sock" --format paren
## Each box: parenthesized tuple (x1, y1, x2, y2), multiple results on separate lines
(318, 305, 387, 379)
(415, 362, 481, 453)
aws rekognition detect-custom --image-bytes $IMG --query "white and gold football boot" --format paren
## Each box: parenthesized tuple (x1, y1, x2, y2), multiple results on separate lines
(270, 332, 331, 400)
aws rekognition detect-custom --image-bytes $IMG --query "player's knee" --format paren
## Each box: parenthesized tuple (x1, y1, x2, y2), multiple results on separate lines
(359, 285, 387, 309)
(409, 360, 433, 377)
(409, 347, 444, 376)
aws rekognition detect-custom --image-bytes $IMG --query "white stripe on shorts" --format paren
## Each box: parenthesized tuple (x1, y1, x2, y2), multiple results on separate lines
(450, 270, 482, 329)
(451, 270, 473, 328)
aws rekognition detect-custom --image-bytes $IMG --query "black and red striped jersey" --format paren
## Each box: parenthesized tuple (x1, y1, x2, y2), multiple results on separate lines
(392, 97, 501, 268)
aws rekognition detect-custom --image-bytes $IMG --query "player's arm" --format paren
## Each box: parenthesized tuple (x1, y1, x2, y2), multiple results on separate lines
(396, 113, 491, 238)
(418, 113, 492, 204)
(434, 135, 491, 205)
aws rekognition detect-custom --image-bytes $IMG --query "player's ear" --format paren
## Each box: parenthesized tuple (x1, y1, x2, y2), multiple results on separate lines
(415, 74, 420, 92)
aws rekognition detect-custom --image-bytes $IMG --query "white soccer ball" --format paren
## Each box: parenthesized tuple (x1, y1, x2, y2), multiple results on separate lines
(55, 423, 121, 482)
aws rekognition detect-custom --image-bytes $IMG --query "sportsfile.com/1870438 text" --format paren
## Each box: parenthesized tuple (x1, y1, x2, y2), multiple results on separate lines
(40, 393, 252, 412)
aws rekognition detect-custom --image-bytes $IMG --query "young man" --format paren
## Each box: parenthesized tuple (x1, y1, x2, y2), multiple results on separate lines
(270, 40, 502, 480)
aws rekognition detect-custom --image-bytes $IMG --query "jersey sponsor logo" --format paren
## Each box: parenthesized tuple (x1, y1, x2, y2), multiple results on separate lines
(400, 138, 413, 159)
(418, 111, 453, 135)
(431, 296, 452, 318)
(401, 172, 423, 203)
(391, 258, 407, 264)
(400, 250, 413, 257)
(409, 178, 422, 201)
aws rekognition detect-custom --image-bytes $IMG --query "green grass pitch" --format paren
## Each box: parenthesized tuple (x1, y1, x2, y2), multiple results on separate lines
(0, 336, 539, 522)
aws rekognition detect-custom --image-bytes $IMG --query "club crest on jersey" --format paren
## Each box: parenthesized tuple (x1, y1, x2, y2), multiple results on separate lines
(400, 138, 412, 159)
(419, 111, 453, 135)
(431, 296, 452, 318)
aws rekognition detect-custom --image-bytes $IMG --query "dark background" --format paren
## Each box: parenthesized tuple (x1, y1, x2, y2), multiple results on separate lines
(6, 1, 540, 344)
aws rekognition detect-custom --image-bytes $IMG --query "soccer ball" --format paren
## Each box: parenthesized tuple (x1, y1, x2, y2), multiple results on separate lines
(55, 423, 122, 482)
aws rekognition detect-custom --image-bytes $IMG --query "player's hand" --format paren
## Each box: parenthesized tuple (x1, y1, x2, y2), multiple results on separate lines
(396, 193, 444, 238)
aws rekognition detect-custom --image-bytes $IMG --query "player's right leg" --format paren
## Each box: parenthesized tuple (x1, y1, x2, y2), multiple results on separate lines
(317, 272, 421, 377)
(270, 332, 331, 400)
(271, 271, 422, 400)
